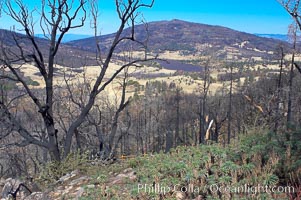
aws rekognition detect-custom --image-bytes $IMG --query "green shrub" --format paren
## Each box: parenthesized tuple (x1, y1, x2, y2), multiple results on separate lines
(37, 151, 90, 184)
(26, 78, 40, 86)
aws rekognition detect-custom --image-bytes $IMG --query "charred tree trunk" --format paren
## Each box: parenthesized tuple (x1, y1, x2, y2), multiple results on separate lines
(227, 64, 233, 145)
(199, 62, 210, 144)
(287, 24, 297, 126)
(175, 88, 181, 146)
(274, 46, 284, 133)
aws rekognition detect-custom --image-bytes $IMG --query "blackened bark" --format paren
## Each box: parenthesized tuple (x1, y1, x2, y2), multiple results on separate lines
(227, 65, 233, 144)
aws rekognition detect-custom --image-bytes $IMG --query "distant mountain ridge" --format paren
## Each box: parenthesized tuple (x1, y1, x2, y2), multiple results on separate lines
(0, 20, 291, 68)
(68, 19, 290, 60)
(0, 29, 97, 67)
(35, 34, 93, 43)
(255, 34, 288, 42)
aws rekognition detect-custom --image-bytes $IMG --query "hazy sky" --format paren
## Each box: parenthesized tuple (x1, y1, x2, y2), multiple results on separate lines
(0, 0, 294, 35)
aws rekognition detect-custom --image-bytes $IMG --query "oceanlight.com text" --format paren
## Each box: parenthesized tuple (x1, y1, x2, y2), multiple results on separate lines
(137, 183, 295, 195)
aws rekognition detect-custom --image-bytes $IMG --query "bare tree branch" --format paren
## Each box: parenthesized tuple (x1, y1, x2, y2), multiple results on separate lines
(63, 0, 155, 157)
(278, 0, 301, 30)
(294, 62, 301, 74)
(0, 100, 48, 148)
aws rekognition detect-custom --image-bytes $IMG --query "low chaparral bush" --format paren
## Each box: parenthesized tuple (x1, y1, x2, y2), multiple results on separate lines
(43, 128, 301, 199)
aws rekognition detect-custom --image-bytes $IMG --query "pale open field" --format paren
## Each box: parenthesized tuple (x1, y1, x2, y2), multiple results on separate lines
(6, 51, 300, 101)
(12, 60, 222, 100)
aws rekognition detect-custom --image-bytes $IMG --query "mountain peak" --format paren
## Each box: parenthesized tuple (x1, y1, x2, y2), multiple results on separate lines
(69, 20, 288, 60)
(170, 19, 187, 22)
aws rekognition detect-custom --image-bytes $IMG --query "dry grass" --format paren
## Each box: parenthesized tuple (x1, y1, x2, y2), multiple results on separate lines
(10, 61, 245, 100)
(12, 52, 294, 100)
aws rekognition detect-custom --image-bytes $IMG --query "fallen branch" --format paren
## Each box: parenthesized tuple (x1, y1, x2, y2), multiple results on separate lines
(8, 183, 32, 200)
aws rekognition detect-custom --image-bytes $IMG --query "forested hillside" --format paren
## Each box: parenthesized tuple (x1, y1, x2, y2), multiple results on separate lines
(0, 0, 300, 199)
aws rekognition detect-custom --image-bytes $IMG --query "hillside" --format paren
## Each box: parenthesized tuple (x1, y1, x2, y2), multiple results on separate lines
(3, 128, 299, 199)
(0, 29, 97, 68)
(1, 18, 301, 200)
(1, 21, 291, 69)
(68, 19, 290, 61)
